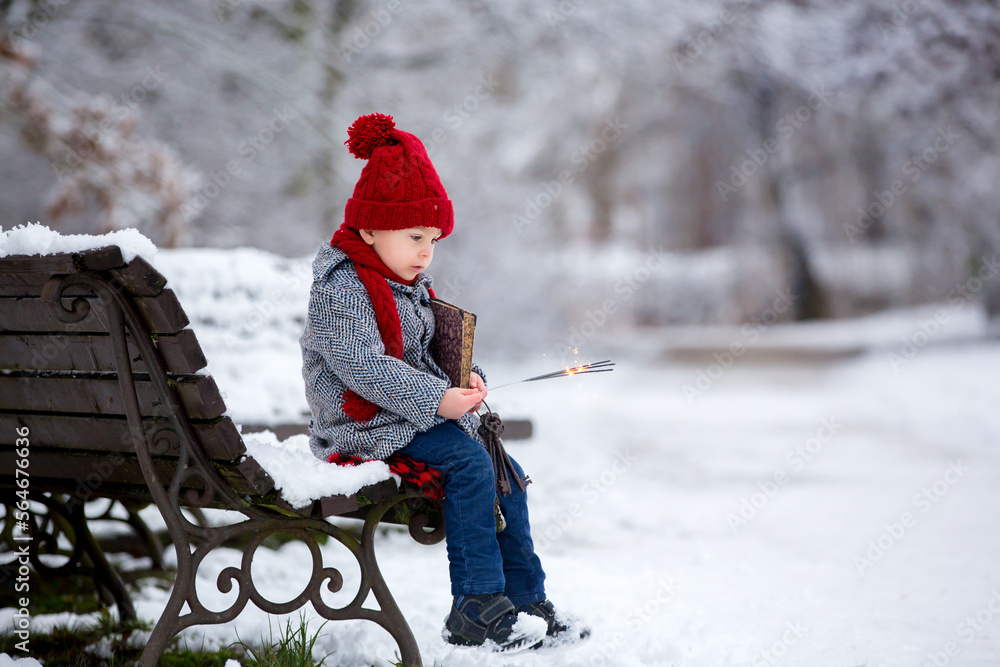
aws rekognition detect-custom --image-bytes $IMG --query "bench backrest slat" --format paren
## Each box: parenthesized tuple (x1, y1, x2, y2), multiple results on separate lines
(0, 254, 166, 298)
(0, 413, 244, 461)
(0, 330, 207, 374)
(0, 247, 125, 274)
(0, 373, 227, 420)
(0, 291, 190, 334)
(0, 447, 268, 495)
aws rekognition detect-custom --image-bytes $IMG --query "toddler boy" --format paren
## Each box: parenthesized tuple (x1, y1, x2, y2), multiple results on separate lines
(300, 113, 585, 651)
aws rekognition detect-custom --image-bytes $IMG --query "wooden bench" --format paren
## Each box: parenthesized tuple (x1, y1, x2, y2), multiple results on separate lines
(0, 245, 444, 667)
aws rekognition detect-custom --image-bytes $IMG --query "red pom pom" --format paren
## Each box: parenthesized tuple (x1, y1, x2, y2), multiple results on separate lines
(345, 113, 396, 159)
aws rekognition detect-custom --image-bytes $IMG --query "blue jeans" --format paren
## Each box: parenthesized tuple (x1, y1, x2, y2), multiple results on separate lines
(397, 420, 546, 605)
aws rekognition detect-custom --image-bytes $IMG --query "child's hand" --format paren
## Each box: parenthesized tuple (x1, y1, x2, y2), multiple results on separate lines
(469, 372, 487, 412)
(437, 387, 485, 419)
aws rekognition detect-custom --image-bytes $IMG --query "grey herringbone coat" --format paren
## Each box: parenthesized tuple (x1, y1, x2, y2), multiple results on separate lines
(300, 245, 485, 461)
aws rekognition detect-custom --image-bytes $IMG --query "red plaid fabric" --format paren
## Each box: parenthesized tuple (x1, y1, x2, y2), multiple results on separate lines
(328, 451, 445, 500)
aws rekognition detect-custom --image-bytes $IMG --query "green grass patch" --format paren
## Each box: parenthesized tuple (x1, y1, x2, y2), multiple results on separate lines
(231, 611, 334, 667)
(0, 609, 240, 666)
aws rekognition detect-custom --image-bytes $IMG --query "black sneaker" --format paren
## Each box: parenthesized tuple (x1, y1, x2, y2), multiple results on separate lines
(516, 600, 591, 649)
(443, 593, 547, 652)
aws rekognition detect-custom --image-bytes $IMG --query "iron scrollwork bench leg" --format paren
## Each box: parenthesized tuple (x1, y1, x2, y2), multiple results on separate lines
(139, 493, 442, 667)
(40, 271, 443, 666)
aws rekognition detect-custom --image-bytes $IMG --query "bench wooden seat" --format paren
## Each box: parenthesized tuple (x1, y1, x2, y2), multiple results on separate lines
(0, 246, 443, 667)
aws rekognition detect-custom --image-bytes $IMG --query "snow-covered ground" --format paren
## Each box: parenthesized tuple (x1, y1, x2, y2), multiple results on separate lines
(3, 240, 1000, 666)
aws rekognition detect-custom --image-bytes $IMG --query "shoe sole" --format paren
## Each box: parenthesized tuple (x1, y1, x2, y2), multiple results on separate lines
(444, 632, 541, 653)
(443, 619, 547, 653)
(529, 630, 591, 653)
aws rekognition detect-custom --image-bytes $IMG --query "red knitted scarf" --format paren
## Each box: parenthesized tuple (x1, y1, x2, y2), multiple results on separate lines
(330, 226, 435, 422)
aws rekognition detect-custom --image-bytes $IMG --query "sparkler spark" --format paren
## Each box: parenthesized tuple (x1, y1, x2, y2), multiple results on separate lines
(490, 360, 615, 390)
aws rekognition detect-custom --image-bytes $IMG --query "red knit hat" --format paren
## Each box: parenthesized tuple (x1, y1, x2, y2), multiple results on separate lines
(343, 113, 454, 237)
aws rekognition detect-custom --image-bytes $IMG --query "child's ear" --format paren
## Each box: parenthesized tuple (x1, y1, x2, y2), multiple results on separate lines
(359, 229, 377, 246)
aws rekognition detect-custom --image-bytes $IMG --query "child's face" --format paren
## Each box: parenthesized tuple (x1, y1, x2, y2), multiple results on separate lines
(360, 226, 442, 281)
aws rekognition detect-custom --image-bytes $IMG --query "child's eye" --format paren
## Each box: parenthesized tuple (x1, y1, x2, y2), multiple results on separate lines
(411, 235, 422, 242)
(431, 237, 440, 244)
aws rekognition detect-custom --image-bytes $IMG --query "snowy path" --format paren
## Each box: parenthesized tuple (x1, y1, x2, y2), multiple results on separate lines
(115, 343, 1000, 667)
(445, 347, 1000, 667)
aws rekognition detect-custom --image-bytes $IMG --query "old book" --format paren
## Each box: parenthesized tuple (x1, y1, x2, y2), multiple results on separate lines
(429, 298, 476, 389)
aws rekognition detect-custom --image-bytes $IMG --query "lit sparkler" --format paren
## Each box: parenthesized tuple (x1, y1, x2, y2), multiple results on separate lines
(489, 360, 615, 390)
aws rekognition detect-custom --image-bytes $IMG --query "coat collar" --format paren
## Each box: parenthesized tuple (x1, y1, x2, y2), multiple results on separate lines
(312, 245, 434, 294)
